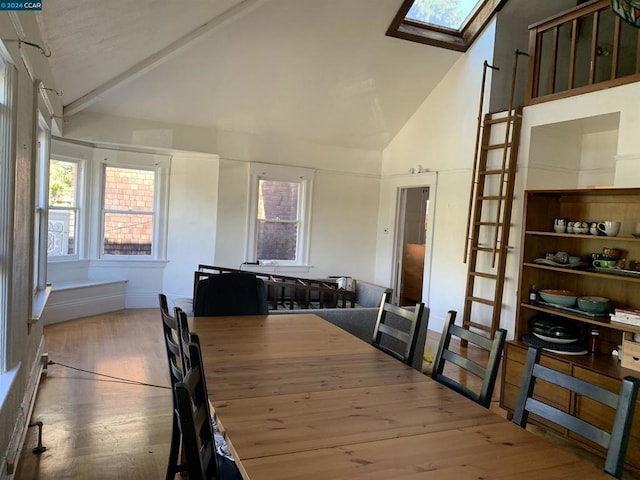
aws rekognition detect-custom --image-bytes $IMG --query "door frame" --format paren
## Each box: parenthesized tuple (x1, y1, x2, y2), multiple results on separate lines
(390, 176, 437, 306)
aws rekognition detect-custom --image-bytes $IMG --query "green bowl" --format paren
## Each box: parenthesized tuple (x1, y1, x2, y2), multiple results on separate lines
(538, 289, 579, 307)
(577, 296, 610, 314)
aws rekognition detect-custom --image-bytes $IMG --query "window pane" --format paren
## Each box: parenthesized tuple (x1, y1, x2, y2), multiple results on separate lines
(258, 180, 299, 221)
(48, 209, 76, 256)
(103, 213, 153, 255)
(406, 0, 482, 30)
(49, 160, 77, 207)
(104, 166, 154, 212)
(256, 221, 297, 261)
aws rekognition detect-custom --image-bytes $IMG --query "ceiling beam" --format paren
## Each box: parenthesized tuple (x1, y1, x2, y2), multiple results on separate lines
(64, 0, 269, 117)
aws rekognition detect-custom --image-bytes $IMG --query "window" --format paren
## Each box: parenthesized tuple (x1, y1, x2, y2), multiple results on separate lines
(48, 158, 81, 258)
(0, 56, 15, 372)
(101, 165, 156, 257)
(247, 163, 314, 266)
(386, 0, 503, 52)
(33, 114, 51, 312)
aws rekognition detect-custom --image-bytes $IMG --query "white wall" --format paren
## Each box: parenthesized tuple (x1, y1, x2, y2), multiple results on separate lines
(379, 20, 498, 334)
(162, 152, 219, 304)
(57, 108, 385, 300)
(519, 82, 640, 189)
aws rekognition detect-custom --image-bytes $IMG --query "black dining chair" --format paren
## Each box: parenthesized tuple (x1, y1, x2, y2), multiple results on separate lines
(193, 272, 269, 316)
(175, 340, 242, 480)
(159, 293, 186, 480)
(513, 346, 640, 479)
(175, 307, 236, 467)
(371, 292, 426, 368)
(431, 310, 507, 408)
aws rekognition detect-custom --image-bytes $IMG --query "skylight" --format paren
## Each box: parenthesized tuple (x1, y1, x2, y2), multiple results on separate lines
(406, 0, 483, 31)
(387, 0, 505, 52)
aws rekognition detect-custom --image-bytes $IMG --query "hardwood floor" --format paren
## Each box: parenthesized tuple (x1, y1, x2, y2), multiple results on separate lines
(15, 309, 172, 479)
(14, 308, 621, 479)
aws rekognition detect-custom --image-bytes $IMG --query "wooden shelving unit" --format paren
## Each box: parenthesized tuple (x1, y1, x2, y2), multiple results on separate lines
(500, 187, 640, 472)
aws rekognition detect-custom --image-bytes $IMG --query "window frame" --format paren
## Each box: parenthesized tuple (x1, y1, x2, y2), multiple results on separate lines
(386, 0, 506, 52)
(31, 91, 53, 323)
(246, 163, 314, 267)
(0, 54, 16, 373)
(47, 155, 84, 262)
(94, 152, 170, 261)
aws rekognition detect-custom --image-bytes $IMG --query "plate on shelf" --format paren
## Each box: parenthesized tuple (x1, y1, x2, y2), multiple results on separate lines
(522, 333, 588, 355)
(594, 267, 640, 278)
(532, 332, 579, 344)
(533, 258, 582, 268)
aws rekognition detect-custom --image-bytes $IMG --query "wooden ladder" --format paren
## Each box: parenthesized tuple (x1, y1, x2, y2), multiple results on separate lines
(461, 51, 526, 339)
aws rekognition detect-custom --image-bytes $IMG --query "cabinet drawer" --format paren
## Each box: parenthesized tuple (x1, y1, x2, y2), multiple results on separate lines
(622, 336, 640, 373)
(506, 342, 570, 372)
(573, 366, 640, 468)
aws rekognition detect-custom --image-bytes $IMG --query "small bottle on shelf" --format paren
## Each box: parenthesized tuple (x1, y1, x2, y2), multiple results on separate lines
(589, 326, 600, 355)
(528, 284, 537, 304)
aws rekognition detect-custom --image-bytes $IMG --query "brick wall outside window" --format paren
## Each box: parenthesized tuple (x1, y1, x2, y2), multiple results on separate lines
(257, 180, 299, 260)
(103, 167, 154, 255)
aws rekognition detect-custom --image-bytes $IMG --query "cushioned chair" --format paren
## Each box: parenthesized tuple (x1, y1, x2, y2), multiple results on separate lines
(371, 292, 426, 367)
(431, 310, 507, 408)
(175, 340, 242, 480)
(513, 346, 640, 479)
(159, 294, 186, 480)
(194, 273, 268, 316)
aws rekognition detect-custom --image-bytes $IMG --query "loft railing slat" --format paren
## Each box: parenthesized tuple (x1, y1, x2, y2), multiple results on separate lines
(589, 10, 599, 85)
(569, 18, 578, 89)
(611, 16, 620, 80)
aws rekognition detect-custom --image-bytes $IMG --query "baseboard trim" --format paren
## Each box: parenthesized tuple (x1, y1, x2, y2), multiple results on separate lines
(2, 338, 44, 479)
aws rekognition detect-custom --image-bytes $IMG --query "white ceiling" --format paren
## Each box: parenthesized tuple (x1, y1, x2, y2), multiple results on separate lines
(35, 0, 462, 151)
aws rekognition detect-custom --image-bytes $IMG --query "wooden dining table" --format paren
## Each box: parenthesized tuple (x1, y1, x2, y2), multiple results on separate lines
(189, 313, 610, 479)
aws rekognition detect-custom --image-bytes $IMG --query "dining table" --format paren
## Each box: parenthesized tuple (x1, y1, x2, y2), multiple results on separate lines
(189, 313, 611, 479)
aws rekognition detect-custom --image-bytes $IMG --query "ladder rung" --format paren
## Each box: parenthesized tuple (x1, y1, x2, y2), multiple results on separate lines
(470, 272, 498, 280)
(478, 169, 507, 176)
(473, 246, 512, 255)
(466, 295, 495, 306)
(462, 320, 492, 332)
(483, 113, 521, 125)
(476, 221, 503, 227)
(477, 195, 505, 201)
(482, 143, 512, 150)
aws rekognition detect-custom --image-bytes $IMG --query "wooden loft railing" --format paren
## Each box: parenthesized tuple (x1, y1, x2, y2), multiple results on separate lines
(526, 0, 640, 105)
(194, 264, 356, 310)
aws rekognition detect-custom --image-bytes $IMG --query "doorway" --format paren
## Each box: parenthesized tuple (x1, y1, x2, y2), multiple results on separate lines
(393, 187, 429, 306)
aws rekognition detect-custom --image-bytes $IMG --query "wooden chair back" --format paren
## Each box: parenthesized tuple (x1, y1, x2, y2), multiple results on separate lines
(513, 346, 640, 479)
(431, 310, 506, 408)
(372, 292, 425, 366)
(175, 341, 242, 480)
(159, 294, 185, 479)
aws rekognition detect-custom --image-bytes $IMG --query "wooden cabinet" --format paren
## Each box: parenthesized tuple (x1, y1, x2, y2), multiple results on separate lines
(501, 188, 640, 472)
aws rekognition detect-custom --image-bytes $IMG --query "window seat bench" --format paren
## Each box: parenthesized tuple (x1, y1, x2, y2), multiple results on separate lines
(41, 278, 128, 325)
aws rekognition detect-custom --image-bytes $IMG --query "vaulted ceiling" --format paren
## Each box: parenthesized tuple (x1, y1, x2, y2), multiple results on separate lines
(35, 0, 463, 151)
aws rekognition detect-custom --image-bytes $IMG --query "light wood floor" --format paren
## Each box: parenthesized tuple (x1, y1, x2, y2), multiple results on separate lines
(16, 309, 172, 479)
(14, 308, 623, 479)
